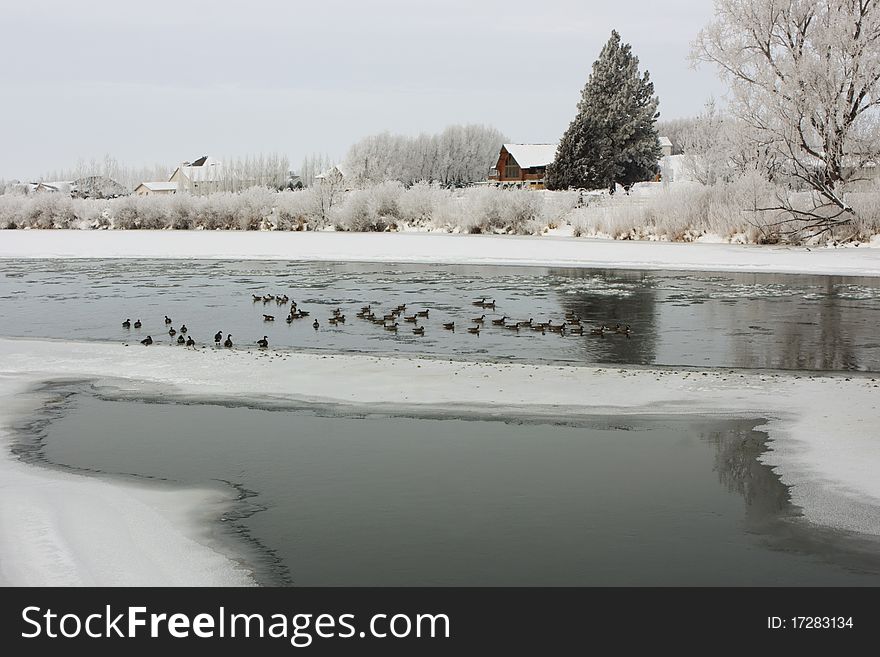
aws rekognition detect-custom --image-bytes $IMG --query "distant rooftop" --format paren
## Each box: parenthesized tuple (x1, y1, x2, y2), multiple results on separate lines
(137, 181, 178, 192)
(504, 144, 557, 169)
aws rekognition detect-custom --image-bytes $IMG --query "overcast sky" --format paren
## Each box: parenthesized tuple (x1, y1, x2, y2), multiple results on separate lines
(0, 0, 723, 179)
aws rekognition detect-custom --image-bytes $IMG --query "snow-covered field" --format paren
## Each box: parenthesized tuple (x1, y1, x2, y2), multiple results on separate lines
(2, 229, 880, 276)
(1, 337, 878, 585)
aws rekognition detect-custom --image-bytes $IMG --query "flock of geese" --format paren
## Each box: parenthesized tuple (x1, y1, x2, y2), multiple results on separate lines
(122, 293, 632, 350)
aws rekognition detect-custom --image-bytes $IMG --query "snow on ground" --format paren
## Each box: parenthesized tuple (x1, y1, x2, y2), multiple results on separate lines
(2, 230, 880, 276)
(1, 337, 879, 585)
(0, 372, 257, 587)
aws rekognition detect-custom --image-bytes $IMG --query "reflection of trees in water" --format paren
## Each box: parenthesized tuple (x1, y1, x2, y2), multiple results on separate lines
(710, 422, 880, 576)
(710, 424, 791, 527)
(550, 268, 658, 365)
(728, 275, 867, 371)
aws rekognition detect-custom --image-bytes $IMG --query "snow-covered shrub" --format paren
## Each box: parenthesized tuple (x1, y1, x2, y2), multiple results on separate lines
(273, 189, 319, 230)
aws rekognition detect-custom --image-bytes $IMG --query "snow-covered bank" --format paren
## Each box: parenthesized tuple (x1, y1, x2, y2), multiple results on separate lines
(2, 230, 880, 276)
(0, 373, 257, 586)
(1, 337, 879, 586)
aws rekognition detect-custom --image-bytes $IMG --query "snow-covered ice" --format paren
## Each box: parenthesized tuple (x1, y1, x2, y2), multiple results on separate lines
(1, 337, 878, 585)
(2, 230, 880, 277)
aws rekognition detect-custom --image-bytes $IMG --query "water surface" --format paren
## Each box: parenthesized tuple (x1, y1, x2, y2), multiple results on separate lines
(16, 385, 880, 586)
(2, 259, 878, 371)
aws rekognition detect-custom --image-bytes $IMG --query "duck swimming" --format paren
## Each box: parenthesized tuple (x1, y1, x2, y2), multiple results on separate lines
(165, 316, 172, 324)
(471, 314, 486, 324)
(141, 336, 153, 346)
(313, 319, 319, 330)
(180, 325, 187, 334)
(263, 314, 275, 322)
(413, 326, 425, 336)
(133, 319, 142, 329)
(168, 327, 177, 337)
(442, 322, 455, 330)
(257, 336, 269, 348)
(122, 319, 131, 328)
(467, 326, 481, 334)
(177, 334, 186, 344)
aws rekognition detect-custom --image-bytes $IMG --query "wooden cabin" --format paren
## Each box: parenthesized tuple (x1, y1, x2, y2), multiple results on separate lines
(488, 144, 557, 189)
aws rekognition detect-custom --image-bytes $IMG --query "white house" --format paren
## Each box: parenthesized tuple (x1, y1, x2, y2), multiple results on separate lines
(168, 156, 224, 194)
(134, 181, 178, 196)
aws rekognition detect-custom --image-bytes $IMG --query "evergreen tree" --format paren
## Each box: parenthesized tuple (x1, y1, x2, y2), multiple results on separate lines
(547, 31, 661, 191)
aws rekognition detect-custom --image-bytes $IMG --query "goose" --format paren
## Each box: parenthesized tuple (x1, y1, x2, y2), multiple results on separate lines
(471, 315, 486, 324)
(491, 316, 508, 326)
(257, 336, 269, 348)
(263, 295, 274, 302)
(396, 304, 407, 312)
(548, 323, 566, 334)
(313, 319, 320, 330)
(472, 297, 486, 306)
(531, 322, 547, 331)
(467, 326, 481, 334)
(403, 315, 418, 323)
(590, 326, 605, 337)
(372, 317, 386, 325)
(383, 313, 397, 321)
(568, 325, 585, 335)
(412, 326, 425, 336)
(442, 322, 455, 330)
(180, 324, 187, 334)
(384, 322, 399, 332)
(360, 305, 372, 314)
(185, 336, 195, 347)
(615, 324, 632, 335)
(141, 336, 153, 346)
(297, 310, 309, 317)
(133, 319, 142, 329)
(328, 317, 340, 325)
(504, 323, 521, 331)
(335, 315, 346, 323)
(263, 314, 275, 322)
(177, 334, 186, 344)
(164, 315, 172, 324)
(122, 319, 131, 328)
(356, 311, 367, 319)
(214, 331, 223, 343)
(332, 307, 343, 316)
(223, 335, 233, 348)
(416, 309, 429, 318)
(481, 300, 496, 309)
(286, 314, 294, 323)
(252, 294, 262, 302)
(168, 327, 177, 337)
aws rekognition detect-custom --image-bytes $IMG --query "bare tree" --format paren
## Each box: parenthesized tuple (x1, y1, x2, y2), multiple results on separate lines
(693, 0, 880, 236)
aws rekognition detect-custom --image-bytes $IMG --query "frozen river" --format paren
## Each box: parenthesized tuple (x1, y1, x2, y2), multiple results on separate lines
(15, 383, 880, 586)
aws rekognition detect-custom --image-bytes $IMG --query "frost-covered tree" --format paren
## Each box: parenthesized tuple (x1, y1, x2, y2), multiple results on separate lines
(546, 30, 661, 191)
(343, 124, 505, 187)
(693, 0, 880, 234)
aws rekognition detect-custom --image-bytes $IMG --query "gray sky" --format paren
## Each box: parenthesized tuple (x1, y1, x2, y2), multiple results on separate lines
(0, 0, 723, 180)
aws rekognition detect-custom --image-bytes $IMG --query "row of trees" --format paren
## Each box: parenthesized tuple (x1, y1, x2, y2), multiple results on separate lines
(343, 124, 506, 187)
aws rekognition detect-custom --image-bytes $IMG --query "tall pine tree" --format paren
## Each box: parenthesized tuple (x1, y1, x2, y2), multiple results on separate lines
(547, 31, 661, 191)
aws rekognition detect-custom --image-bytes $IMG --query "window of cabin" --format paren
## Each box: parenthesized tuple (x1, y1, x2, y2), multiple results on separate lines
(504, 154, 520, 179)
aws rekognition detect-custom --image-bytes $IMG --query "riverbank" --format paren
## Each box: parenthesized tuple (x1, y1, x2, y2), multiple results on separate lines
(1, 337, 878, 585)
(2, 230, 880, 277)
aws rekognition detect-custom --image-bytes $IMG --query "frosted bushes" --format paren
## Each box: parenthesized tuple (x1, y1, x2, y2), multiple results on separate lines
(458, 187, 542, 234)
(331, 182, 403, 232)
(568, 177, 778, 241)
